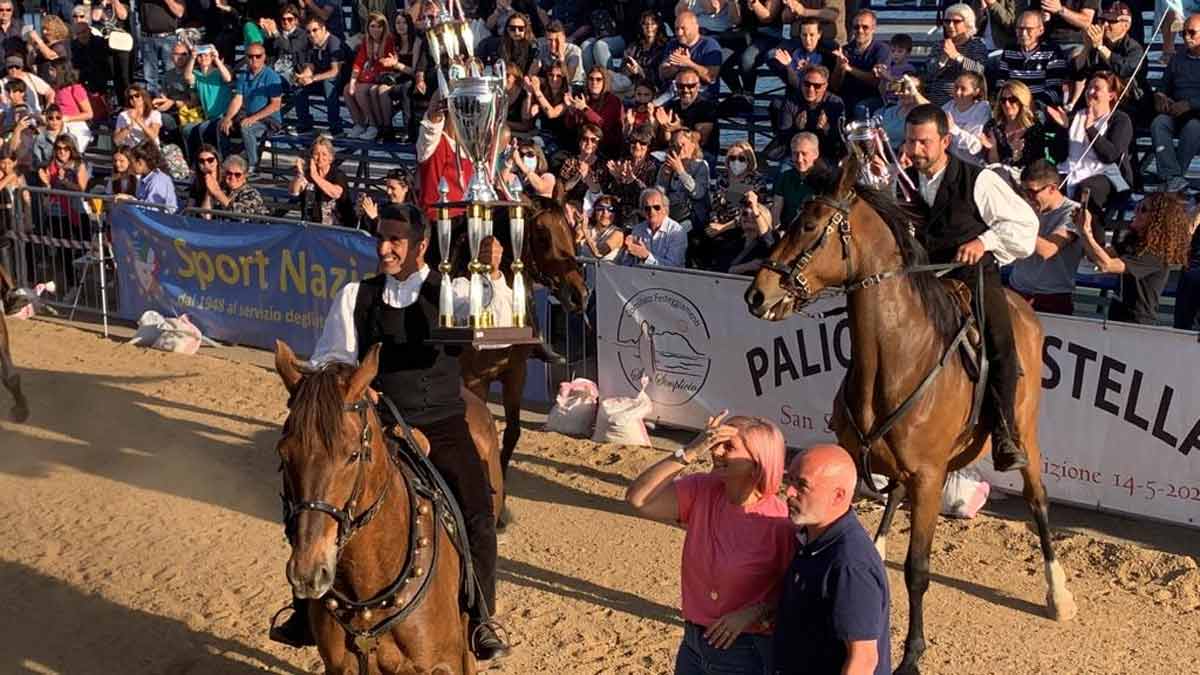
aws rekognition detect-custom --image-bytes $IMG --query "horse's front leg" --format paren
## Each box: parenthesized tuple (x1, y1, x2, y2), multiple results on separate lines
(0, 318, 27, 422)
(874, 483, 907, 562)
(895, 471, 944, 675)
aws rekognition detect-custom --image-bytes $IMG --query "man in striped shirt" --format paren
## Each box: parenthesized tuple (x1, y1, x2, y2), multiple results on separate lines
(988, 10, 1071, 108)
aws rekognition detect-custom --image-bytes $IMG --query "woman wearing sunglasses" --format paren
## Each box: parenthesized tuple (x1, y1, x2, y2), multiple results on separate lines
(981, 80, 1054, 171)
(574, 193, 624, 261)
(627, 411, 795, 675)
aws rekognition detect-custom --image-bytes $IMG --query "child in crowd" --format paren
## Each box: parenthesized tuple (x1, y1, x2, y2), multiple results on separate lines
(877, 33, 917, 107)
(943, 72, 990, 164)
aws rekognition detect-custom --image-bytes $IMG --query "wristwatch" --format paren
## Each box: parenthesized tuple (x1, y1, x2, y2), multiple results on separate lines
(672, 448, 691, 465)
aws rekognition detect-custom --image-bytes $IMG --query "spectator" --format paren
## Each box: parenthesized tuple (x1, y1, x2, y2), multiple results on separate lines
(1151, 13, 1200, 194)
(356, 1, 399, 32)
(879, 74, 925, 150)
(574, 193, 624, 260)
(712, 195, 776, 275)
(114, 85, 163, 148)
(1073, 3, 1149, 125)
(922, 3, 989, 108)
(358, 167, 419, 233)
(717, 0, 783, 103)
(772, 132, 834, 229)
(47, 63, 93, 153)
(344, 12, 395, 140)
(0, 147, 29, 244)
(182, 42, 234, 159)
(129, 140, 178, 211)
(982, 80, 1054, 170)
(1079, 193, 1193, 324)
(622, 81, 659, 137)
(579, 4, 624, 74)
(106, 146, 138, 197)
(657, 127, 711, 230)
(69, 12, 110, 94)
(565, 67, 624, 158)
(770, 18, 831, 98)
(290, 135, 354, 227)
(658, 10, 723, 100)
(1040, 0, 1098, 56)
(601, 124, 659, 223)
(502, 137, 556, 198)
(212, 155, 268, 216)
(1011, 159, 1085, 315)
(774, 445, 890, 675)
(773, 65, 845, 163)
(655, 68, 718, 161)
(27, 14, 72, 82)
(626, 413, 794, 675)
(621, 10, 668, 92)
(503, 61, 536, 135)
(1052, 70, 1132, 232)
(138, 0, 186, 95)
(91, 0, 133, 98)
(531, 21, 584, 85)
(302, 0, 344, 39)
(31, 105, 67, 166)
(416, 90, 474, 221)
(710, 140, 772, 229)
(187, 144, 223, 211)
(382, 10, 420, 140)
(882, 32, 916, 85)
(295, 15, 346, 135)
(1174, 222, 1200, 330)
(2, 57, 54, 115)
(258, 4, 309, 85)
(620, 186, 687, 266)
(0, 1, 23, 60)
(220, 42, 283, 174)
(780, 0, 841, 46)
(944, 72, 990, 163)
(1, 80, 39, 169)
(831, 9, 889, 118)
(990, 10, 1070, 108)
(560, 123, 605, 205)
(37, 132, 88, 196)
(153, 40, 194, 148)
(524, 60, 572, 151)
(482, 12, 539, 73)
(484, 0, 545, 39)
(976, 0, 1019, 51)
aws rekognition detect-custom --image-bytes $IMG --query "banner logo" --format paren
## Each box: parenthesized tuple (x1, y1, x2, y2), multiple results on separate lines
(615, 288, 711, 406)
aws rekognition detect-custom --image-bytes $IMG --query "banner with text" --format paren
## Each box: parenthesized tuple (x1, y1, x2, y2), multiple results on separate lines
(596, 263, 1200, 527)
(110, 205, 376, 355)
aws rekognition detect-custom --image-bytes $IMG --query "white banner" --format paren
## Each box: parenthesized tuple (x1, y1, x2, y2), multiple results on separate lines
(595, 263, 1200, 528)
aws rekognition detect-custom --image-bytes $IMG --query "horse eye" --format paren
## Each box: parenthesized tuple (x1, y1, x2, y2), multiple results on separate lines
(348, 451, 360, 463)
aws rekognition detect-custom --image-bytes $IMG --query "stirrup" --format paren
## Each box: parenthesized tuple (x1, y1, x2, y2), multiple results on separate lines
(470, 618, 512, 661)
(268, 604, 316, 648)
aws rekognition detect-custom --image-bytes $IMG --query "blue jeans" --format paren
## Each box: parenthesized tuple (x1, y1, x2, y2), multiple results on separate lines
(141, 34, 176, 94)
(1151, 113, 1200, 181)
(236, 121, 269, 171)
(293, 78, 343, 132)
(1174, 267, 1200, 330)
(581, 36, 626, 71)
(183, 119, 223, 159)
(674, 622, 773, 675)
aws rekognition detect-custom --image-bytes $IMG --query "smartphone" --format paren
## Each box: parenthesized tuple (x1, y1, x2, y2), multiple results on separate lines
(195, 44, 215, 55)
(1079, 187, 1091, 207)
(570, 83, 584, 97)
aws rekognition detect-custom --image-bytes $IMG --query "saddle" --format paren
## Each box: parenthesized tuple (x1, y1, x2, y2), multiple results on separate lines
(940, 278, 984, 382)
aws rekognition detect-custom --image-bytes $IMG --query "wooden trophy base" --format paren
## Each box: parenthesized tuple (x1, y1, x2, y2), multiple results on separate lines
(429, 325, 541, 346)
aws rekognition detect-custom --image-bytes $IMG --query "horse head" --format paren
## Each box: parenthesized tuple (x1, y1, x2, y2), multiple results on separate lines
(274, 340, 388, 599)
(523, 197, 589, 313)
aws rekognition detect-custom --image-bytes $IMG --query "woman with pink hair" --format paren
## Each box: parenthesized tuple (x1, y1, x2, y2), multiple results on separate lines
(627, 411, 795, 675)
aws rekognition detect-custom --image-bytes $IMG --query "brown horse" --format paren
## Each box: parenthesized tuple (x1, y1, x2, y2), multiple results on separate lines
(274, 340, 503, 675)
(0, 259, 29, 422)
(744, 159, 1076, 674)
(459, 196, 589, 485)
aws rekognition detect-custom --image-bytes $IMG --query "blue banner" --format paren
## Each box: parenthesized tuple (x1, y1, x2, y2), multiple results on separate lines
(110, 205, 377, 355)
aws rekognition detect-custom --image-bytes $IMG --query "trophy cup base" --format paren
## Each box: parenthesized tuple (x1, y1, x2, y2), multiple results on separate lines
(429, 326, 540, 346)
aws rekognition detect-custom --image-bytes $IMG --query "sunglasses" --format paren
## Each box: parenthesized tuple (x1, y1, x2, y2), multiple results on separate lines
(0, 8, 13, 12)
(199, 156, 217, 163)
(677, 82, 699, 90)
(581, 136, 600, 144)
(54, 145, 72, 151)
(508, 24, 526, 31)
(1000, 95, 1021, 105)
(727, 154, 744, 161)
(281, 15, 297, 22)
(73, 13, 87, 19)
(588, 76, 605, 82)
(226, 171, 245, 177)
(595, 204, 614, 213)
(803, 80, 827, 88)
(520, 151, 537, 158)
(631, 139, 649, 146)
(247, 52, 266, 59)
(642, 204, 663, 212)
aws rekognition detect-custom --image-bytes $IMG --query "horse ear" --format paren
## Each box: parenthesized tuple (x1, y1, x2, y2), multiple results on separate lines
(835, 153, 859, 197)
(346, 344, 381, 402)
(274, 340, 304, 394)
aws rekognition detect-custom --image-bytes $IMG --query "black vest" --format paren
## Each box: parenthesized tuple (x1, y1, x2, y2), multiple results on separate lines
(907, 156, 989, 263)
(353, 272, 464, 425)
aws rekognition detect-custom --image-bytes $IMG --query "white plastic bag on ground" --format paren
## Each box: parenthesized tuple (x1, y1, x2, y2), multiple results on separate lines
(864, 469, 990, 518)
(128, 311, 203, 355)
(545, 378, 599, 437)
(592, 377, 653, 447)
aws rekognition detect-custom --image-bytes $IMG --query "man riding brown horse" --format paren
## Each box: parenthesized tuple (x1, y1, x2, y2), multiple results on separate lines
(902, 104, 1039, 472)
(271, 205, 510, 661)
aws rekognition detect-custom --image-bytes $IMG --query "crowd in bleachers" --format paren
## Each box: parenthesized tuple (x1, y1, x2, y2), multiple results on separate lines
(0, 0, 1197, 328)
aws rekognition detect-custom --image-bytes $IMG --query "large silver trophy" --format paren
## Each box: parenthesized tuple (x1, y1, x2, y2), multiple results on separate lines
(427, 0, 535, 343)
(841, 116, 917, 198)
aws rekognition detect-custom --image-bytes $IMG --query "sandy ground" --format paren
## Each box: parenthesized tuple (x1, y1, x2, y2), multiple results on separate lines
(1, 318, 1199, 675)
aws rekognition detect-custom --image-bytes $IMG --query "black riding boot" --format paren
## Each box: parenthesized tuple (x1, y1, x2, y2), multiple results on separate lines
(269, 599, 316, 648)
(975, 259, 1028, 472)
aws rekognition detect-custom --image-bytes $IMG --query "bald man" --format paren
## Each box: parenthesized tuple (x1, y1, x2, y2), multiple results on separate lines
(774, 445, 890, 675)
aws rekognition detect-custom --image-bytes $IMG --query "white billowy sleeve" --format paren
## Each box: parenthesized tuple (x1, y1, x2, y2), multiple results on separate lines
(310, 282, 361, 367)
(974, 169, 1038, 266)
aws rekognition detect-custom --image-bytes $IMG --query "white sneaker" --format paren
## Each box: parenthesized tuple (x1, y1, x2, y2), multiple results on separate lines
(347, 123, 367, 138)
(360, 126, 379, 140)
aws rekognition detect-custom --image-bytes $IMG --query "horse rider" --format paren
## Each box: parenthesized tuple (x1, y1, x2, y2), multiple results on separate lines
(901, 104, 1039, 471)
(271, 205, 510, 661)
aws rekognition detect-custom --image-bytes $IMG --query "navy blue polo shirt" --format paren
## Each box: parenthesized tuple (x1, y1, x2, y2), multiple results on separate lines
(662, 35, 724, 99)
(773, 509, 890, 675)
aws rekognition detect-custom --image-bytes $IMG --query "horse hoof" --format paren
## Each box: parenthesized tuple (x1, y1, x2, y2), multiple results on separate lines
(10, 404, 28, 423)
(1048, 588, 1078, 622)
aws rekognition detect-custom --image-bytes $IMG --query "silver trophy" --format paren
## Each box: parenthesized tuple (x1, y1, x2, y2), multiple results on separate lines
(842, 117, 897, 190)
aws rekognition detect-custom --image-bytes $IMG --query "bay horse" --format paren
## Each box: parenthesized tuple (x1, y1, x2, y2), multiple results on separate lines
(0, 258, 29, 422)
(274, 339, 503, 675)
(458, 195, 589, 485)
(743, 157, 1076, 674)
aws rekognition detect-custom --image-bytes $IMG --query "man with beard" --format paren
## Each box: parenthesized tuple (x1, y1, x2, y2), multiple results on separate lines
(902, 103, 1038, 471)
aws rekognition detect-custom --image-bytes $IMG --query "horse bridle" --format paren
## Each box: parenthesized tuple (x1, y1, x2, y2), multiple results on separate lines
(280, 400, 389, 551)
(760, 193, 860, 305)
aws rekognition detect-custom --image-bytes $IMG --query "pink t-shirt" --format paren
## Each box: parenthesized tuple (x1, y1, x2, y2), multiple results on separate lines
(675, 474, 797, 630)
(55, 83, 87, 117)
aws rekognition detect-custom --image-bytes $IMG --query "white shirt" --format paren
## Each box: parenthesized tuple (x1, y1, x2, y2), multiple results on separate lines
(942, 99, 991, 163)
(917, 162, 1038, 266)
(452, 274, 515, 350)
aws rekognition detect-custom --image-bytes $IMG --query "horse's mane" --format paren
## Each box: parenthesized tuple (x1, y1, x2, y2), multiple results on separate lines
(853, 186, 962, 348)
(284, 362, 357, 457)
